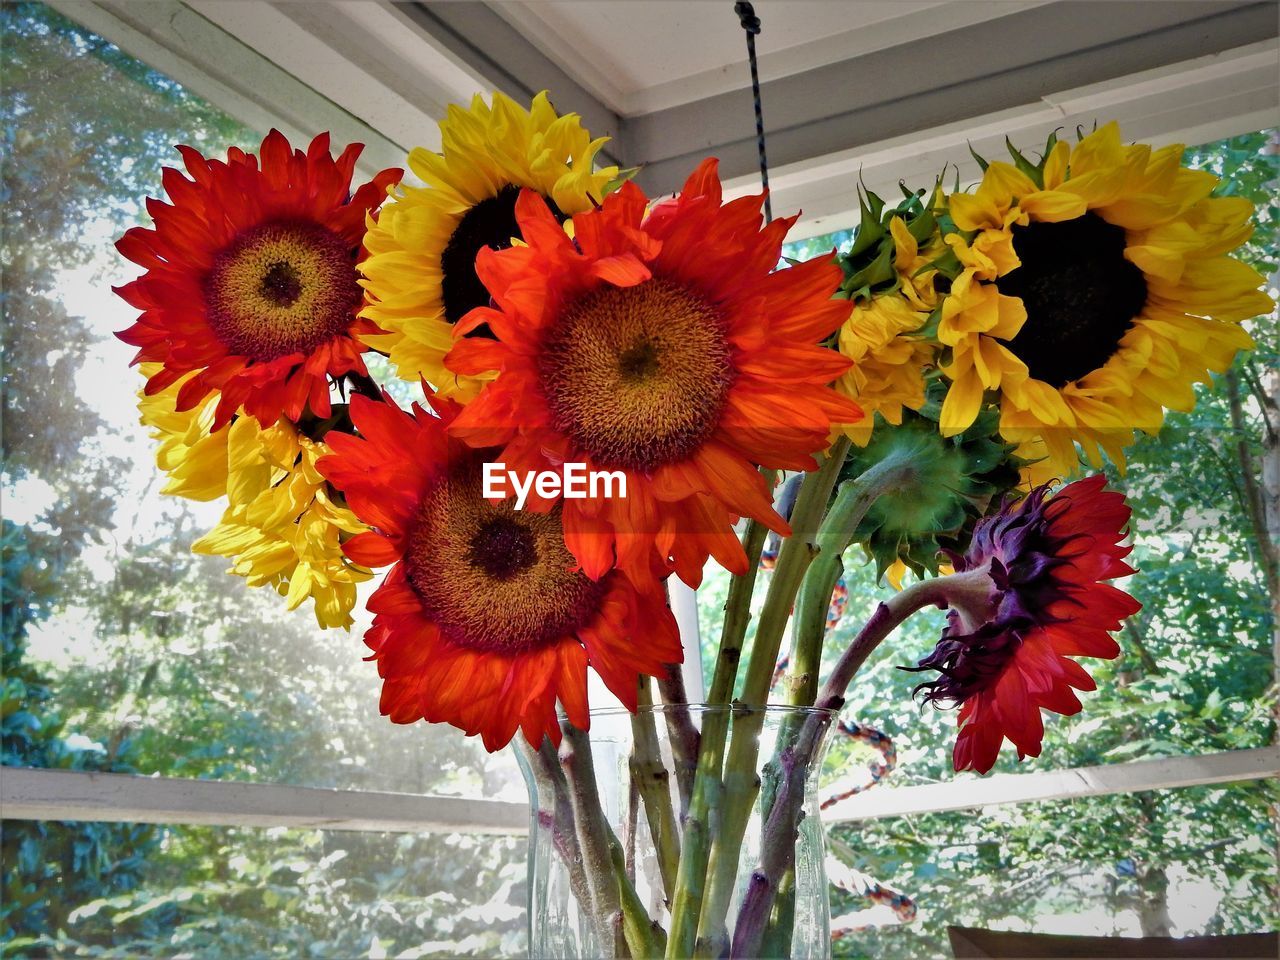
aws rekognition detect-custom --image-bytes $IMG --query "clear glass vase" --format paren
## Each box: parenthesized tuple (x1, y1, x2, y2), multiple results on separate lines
(515, 704, 835, 959)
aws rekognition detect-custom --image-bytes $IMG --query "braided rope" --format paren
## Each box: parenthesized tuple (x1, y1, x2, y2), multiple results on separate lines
(734, 2, 773, 223)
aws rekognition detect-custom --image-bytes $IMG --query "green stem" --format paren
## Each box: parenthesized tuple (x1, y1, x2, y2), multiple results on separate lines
(785, 559, 842, 707)
(761, 455, 922, 861)
(787, 453, 917, 708)
(560, 724, 628, 957)
(610, 830, 668, 958)
(740, 438, 851, 708)
(759, 867, 796, 958)
(708, 472, 777, 708)
(665, 471, 775, 959)
(630, 680, 681, 905)
(693, 441, 850, 953)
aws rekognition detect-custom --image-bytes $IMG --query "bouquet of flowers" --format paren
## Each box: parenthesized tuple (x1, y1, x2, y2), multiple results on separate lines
(115, 91, 1271, 958)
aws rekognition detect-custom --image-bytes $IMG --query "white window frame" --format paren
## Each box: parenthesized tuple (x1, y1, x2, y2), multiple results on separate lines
(5, 0, 1276, 838)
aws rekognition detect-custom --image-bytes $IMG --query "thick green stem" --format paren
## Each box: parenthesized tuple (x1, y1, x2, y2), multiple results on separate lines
(708, 472, 777, 708)
(751, 454, 923, 937)
(610, 831, 668, 958)
(665, 472, 775, 959)
(630, 680, 681, 905)
(560, 724, 628, 957)
(693, 442, 850, 952)
(763, 456, 922, 861)
(786, 455, 916, 708)
(785, 558, 843, 707)
(759, 867, 796, 958)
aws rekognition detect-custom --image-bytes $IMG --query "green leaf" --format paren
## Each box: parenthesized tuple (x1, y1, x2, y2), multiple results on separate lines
(601, 165, 641, 196)
(842, 240, 895, 292)
(847, 188, 886, 257)
(1005, 136, 1044, 187)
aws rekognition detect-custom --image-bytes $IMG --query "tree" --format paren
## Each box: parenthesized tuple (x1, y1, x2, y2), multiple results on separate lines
(1, 520, 159, 948)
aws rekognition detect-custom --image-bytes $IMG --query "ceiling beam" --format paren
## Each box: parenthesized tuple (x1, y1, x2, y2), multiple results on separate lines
(187, 0, 490, 155)
(629, 1, 1278, 197)
(399, 1, 624, 169)
(50, 0, 405, 177)
(752, 37, 1279, 241)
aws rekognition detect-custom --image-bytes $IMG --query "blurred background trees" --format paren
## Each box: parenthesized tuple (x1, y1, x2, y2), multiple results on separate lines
(1, 4, 522, 955)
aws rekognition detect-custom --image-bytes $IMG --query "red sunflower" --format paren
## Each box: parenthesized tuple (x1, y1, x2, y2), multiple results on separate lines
(444, 159, 861, 588)
(316, 392, 682, 751)
(909, 475, 1141, 773)
(115, 131, 401, 429)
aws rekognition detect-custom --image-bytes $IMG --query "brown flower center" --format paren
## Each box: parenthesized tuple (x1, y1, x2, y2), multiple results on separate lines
(996, 212, 1147, 388)
(537, 278, 734, 473)
(205, 220, 361, 362)
(403, 459, 607, 654)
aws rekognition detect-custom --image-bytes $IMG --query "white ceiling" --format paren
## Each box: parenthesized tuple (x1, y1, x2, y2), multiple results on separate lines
(72, 0, 1280, 241)
(490, 1, 1052, 115)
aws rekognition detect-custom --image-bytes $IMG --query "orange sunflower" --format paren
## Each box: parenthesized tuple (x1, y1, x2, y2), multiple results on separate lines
(115, 131, 401, 430)
(445, 160, 861, 587)
(316, 392, 681, 751)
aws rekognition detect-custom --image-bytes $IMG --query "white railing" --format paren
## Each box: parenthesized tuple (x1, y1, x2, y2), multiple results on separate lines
(5, 746, 1275, 834)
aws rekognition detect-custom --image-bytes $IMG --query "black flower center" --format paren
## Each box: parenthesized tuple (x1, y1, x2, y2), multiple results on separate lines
(440, 184, 566, 335)
(996, 213, 1147, 388)
(467, 516, 537, 581)
(260, 261, 303, 306)
(619, 340, 661, 382)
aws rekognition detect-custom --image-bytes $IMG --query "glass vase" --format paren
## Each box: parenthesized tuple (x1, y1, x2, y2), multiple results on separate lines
(515, 704, 835, 959)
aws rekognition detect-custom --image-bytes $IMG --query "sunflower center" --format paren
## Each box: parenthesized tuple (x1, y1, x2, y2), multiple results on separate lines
(537, 278, 733, 473)
(467, 516, 537, 581)
(205, 220, 361, 362)
(259, 261, 303, 306)
(440, 184, 565, 334)
(403, 460, 607, 654)
(619, 341, 661, 381)
(996, 212, 1147, 388)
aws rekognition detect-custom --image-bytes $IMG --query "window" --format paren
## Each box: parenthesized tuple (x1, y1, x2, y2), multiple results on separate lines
(2, 4, 522, 954)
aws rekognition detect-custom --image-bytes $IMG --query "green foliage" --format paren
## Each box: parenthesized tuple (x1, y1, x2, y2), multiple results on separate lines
(25, 827, 525, 959)
(2, 519, 160, 945)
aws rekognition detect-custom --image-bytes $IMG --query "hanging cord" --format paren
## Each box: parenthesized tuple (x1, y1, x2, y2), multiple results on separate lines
(734, 1, 773, 223)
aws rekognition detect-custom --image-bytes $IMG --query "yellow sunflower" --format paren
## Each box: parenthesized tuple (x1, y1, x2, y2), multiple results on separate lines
(136, 367, 370, 628)
(137, 365, 231, 501)
(192, 423, 372, 629)
(835, 211, 945, 444)
(359, 91, 618, 399)
(935, 122, 1272, 476)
